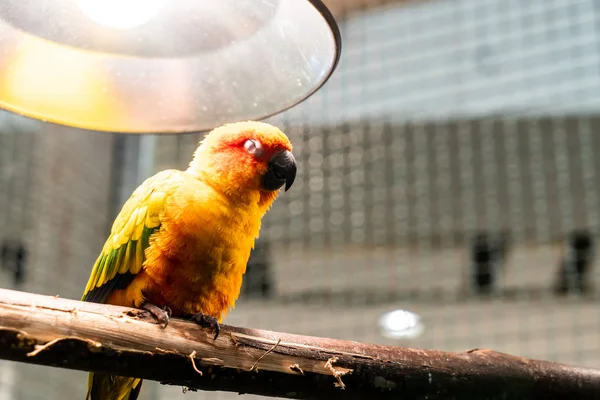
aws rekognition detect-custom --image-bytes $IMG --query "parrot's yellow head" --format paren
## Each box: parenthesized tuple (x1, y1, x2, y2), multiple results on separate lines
(188, 121, 296, 205)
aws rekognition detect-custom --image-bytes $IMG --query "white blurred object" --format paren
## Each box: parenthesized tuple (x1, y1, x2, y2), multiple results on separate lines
(77, 0, 166, 30)
(378, 309, 424, 339)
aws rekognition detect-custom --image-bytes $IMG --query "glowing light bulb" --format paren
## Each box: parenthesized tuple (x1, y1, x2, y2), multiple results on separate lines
(378, 309, 424, 339)
(77, 0, 166, 30)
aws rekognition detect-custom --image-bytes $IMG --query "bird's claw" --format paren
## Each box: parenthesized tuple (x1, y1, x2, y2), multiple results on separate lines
(141, 303, 171, 329)
(192, 312, 220, 340)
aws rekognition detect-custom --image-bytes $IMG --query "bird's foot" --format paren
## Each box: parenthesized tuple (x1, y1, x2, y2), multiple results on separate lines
(141, 303, 171, 329)
(191, 312, 220, 340)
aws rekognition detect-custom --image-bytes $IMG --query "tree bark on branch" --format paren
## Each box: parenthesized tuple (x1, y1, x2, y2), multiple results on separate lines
(0, 288, 599, 399)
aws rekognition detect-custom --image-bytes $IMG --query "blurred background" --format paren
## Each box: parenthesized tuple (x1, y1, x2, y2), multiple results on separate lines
(1, 0, 600, 399)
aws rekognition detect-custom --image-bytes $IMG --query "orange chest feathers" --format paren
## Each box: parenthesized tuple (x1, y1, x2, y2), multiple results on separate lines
(142, 187, 265, 319)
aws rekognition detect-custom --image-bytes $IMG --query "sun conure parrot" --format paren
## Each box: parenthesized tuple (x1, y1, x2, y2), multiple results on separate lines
(81, 121, 296, 400)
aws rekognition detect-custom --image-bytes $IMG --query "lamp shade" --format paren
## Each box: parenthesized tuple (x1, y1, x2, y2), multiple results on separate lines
(0, 0, 341, 133)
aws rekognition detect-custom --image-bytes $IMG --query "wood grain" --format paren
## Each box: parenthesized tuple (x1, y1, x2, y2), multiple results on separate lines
(0, 288, 599, 399)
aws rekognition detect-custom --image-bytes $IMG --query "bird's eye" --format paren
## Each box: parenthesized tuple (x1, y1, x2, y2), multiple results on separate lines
(244, 139, 263, 156)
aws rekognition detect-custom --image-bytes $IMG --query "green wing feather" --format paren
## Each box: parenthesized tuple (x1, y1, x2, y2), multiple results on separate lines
(81, 170, 179, 304)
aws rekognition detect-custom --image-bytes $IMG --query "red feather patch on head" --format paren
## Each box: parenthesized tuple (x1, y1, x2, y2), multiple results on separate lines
(208, 121, 292, 158)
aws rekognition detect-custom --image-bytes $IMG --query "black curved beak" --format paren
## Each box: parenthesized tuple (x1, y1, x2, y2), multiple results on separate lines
(261, 150, 297, 192)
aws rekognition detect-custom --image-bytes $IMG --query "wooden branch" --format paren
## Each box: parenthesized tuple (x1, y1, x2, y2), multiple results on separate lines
(0, 288, 599, 399)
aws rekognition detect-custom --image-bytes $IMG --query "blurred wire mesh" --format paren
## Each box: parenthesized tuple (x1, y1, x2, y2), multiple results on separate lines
(1, 0, 600, 399)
